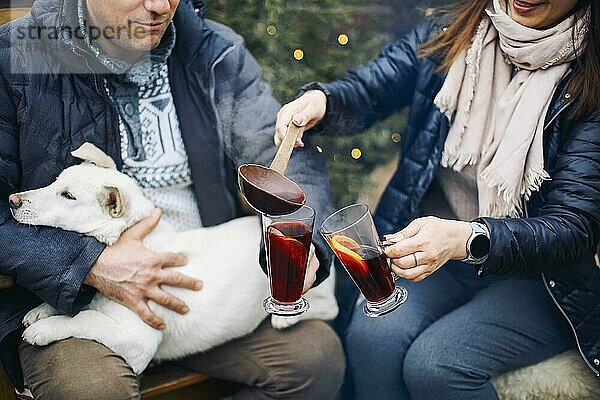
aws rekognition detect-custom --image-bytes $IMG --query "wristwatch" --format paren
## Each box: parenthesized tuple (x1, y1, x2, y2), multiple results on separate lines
(460, 222, 490, 265)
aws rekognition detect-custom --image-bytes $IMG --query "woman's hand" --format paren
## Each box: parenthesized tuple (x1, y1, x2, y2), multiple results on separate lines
(275, 90, 327, 147)
(384, 217, 472, 282)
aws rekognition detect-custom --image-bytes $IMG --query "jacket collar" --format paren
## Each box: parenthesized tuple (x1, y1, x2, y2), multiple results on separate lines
(544, 69, 575, 129)
(30, 0, 233, 77)
(171, 0, 233, 74)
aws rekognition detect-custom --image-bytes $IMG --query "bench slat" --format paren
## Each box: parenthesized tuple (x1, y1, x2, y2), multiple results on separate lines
(140, 367, 210, 399)
(0, 8, 30, 25)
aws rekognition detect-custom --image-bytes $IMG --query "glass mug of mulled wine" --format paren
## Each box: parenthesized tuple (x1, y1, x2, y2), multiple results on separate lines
(320, 204, 408, 317)
(262, 205, 315, 316)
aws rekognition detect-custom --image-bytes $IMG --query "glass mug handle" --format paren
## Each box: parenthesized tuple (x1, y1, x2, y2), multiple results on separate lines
(381, 239, 400, 282)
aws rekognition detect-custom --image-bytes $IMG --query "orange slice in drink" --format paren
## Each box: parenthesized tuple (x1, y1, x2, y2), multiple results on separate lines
(330, 235, 369, 275)
(331, 235, 361, 252)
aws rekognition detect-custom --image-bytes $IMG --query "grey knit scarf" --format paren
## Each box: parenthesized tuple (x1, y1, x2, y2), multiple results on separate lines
(435, 0, 590, 217)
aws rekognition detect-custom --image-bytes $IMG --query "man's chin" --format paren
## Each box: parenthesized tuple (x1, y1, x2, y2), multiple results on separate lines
(128, 38, 163, 52)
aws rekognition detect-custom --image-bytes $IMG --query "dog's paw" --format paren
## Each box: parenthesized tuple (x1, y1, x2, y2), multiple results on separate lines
(270, 315, 301, 330)
(22, 318, 69, 346)
(119, 346, 154, 375)
(23, 303, 59, 327)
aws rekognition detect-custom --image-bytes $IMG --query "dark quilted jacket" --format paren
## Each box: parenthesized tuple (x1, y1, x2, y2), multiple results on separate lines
(309, 15, 600, 376)
(0, 0, 335, 389)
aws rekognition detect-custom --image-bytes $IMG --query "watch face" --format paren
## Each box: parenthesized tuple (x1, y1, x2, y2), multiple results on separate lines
(470, 234, 490, 259)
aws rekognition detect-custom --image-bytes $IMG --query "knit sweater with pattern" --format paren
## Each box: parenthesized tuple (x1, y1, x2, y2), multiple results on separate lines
(79, 1, 202, 230)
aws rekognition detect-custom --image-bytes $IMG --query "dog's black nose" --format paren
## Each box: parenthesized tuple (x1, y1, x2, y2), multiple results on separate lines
(8, 194, 22, 210)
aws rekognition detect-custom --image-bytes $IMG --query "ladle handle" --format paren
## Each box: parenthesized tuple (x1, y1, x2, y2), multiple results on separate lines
(270, 122, 302, 175)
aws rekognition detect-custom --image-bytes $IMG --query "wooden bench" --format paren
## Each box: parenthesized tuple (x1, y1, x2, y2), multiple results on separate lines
(0, 7, 30, 24)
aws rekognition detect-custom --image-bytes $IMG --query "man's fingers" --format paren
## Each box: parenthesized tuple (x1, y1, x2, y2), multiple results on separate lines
(157, 252, 188, 268)
(133, 301, 165, 330)
(125, 208, 162, 240)
(160, 270, 203, 291)
(302, 246, 319, 294)
(306, 252, 319, 277)
(147, 288, 189, 315)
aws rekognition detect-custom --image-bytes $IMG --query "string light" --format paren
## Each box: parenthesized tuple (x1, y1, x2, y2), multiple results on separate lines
(351, 148, 362, 159)
(316, 145, 323, 153)
(391, 132, 401, 143)
(293, 49, 304, 60)
(266, 25, 277, 35)
(337, 33, 349, 46)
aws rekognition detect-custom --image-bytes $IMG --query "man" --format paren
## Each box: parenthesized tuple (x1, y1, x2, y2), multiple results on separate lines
(0, 0, 344, 398)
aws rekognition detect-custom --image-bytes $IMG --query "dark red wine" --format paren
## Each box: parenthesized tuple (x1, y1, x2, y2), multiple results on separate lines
(267, 221, 312, 303)
(238, 165, 305, 215)
(334, 245, 394, 302)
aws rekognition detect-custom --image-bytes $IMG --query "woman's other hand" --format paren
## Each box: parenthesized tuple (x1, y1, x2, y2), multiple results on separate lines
(275, 90, 327, 147)
(384, 217, 472, 282)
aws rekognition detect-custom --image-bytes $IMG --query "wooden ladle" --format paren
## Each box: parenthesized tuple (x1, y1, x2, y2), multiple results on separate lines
(238, 123, 306, 215)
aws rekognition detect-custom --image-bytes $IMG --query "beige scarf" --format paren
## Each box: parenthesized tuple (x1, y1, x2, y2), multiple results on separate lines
(435, 0, 590, 217)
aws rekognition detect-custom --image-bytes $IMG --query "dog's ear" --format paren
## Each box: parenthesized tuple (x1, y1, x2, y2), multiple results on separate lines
(71, 143, 117, 169)
(98, 186, 125, 218)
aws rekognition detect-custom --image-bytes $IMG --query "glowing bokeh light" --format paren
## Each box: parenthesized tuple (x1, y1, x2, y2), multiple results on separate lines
(338, 33, 349, 45)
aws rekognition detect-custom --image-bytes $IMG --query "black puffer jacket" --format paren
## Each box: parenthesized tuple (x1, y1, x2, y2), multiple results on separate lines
(309, 15, 600, 376)
(0, 0, 335, 389)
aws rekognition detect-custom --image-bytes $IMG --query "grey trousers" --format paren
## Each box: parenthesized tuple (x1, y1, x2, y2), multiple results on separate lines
(19, 319, 345, 400)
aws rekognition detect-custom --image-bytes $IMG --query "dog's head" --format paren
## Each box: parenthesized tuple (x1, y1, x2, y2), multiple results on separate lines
(9, 143, 155, 245)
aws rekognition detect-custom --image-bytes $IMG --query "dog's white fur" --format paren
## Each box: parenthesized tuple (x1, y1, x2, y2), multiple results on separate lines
(492, 350, 600, 400)
(13, 143, 338, 374)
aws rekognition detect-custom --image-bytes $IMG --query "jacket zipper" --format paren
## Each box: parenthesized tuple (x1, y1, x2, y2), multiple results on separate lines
(536, 92, 598, 375)
(522, 196, 599, 377)
(208, 45, 236, 152)
(542, 273, 600, 377)
(69, 46, 122, 165)
(543, 100, 572, 132)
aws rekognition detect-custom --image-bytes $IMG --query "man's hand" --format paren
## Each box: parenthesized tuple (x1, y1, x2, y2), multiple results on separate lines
(84, 209, 202, 330)
(384, 217, 472, 282)
(275, 90, 327, 147)
(302, 244, 319, 294)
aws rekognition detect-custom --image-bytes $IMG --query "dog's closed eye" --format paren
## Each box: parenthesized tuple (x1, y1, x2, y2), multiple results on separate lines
(61, 191, 77, 200)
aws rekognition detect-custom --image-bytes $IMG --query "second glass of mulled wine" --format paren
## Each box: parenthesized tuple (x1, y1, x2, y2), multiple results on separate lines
(320, 204, 408, 317)
(262, 205, 314, 317)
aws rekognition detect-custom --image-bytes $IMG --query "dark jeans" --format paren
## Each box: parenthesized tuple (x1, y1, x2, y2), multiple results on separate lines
(344, 261, 572, 400)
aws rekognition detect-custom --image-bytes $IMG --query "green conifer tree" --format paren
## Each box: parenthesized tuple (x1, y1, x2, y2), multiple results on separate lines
(206, 0, 409, 206)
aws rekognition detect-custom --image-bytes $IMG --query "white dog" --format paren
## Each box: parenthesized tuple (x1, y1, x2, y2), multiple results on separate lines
(12, 143, 338, 374)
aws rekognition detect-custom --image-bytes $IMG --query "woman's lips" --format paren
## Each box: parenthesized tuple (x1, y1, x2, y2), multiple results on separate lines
(513, 0, 546, 14)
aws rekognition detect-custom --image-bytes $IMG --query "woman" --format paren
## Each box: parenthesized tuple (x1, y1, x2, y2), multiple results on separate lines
(275, 0, 599, 399)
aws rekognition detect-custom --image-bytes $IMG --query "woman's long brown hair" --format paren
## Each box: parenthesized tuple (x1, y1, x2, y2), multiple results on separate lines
(420, 0, 600, 120)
